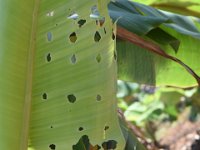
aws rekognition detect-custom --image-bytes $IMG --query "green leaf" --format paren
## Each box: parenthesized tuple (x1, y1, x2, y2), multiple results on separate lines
(124, 100, 164, 124)
(160, 11, 200, 39)
(116, 38, 199, 87)
(118, 114, 147, 150)
(111, 0, 200, 87)
(146, 28, 180, 53)
(0, 0, 35, 149)
(151, 1, 200, 18)
(0, 0, 126, 149)
(159, 88, 184, 105)
(109, 0, 169, 35)
(117, 39, 156, 85)
(159, 25, 200, 86)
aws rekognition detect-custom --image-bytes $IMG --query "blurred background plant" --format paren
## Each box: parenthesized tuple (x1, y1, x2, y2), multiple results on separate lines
(117, 80, 200, 149)
(132, 0, 200, 17)
(114, 0, 200, 149)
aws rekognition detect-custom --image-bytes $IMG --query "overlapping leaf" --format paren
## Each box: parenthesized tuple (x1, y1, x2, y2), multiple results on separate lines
(109, 0, 200, 87)
(151, 0, 200, 18)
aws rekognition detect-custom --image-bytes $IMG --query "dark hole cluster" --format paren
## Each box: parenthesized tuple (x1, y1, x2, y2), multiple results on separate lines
(44, 6, 117, 149)
(73, 135, 117, 150)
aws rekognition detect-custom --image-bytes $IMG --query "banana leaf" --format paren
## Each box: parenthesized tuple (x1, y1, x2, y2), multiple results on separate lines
(109, 0, 200, 87)
(0, 0, 126, 149)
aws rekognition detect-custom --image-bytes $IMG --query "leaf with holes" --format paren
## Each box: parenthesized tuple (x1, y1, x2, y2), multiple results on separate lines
(72, 135, 101, 150)
(0, 0, 126, 149)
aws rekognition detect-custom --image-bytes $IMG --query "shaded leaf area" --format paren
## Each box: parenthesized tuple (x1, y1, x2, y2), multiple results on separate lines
(116, 39, 156, 85)
(109, 0, 200, 40)
(116, 35, 200, 87)
(109, 0, 169, 36)
(109, 0, 200, 87)
(72, 135, 118, 150)
(146, 28, 180, 53)
(160, 11, 200, 39)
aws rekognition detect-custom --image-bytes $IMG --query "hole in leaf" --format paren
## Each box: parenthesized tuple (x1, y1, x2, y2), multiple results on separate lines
(46, 11, 54, 17)
(46, 53, 51, 62)
(73, 135, 101, 150)
(114, 51, 117, 61)
(95, 19, 105, 27)
(96, 54, 101, 63)
(90, 6, 105, 20)
(96, 20, 98, 26)
(71, 54, 77, 64)
(90, 5, 105, 27)
(69, 32, 77, 43)
(96, 94, 102, 101)
(104, 27, 106, 34)
(94, 31, 101, 42)
(104, 126, 109, 131)
(112, 32, 116, 40)
(102, 140, 117, 150)
(99, 18, 105, 27)
(68, 12, 79, 20)
(90, 5, 99, 19)
(67, 94, 76, 103)
(49, 144, 56, 150)
(78, 127, 84, 131)
(47, 32, 52, 41)
(42, 93, 47, 100)
(78, 19, 86, 27)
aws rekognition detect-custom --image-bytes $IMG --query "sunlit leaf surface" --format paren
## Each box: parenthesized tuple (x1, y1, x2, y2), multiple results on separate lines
(0, 0, 126, 149)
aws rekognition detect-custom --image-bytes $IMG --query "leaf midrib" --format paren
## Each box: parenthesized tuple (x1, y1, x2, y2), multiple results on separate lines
(20, 0, 40, 149)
